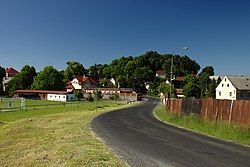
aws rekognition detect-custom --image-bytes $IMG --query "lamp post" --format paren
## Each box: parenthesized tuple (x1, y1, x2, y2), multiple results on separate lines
(169, 46, 189, 98)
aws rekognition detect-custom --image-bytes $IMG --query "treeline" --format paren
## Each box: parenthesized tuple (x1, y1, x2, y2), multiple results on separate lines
(0, 51, 216, 98)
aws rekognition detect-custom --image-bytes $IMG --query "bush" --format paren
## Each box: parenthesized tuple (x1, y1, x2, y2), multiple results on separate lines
(75, 90, 83, 101)
(109, 93, 120, 101)
(86, 93, 94, 102)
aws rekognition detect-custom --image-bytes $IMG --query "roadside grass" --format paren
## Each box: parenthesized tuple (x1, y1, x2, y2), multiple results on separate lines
(154, 105, 250, 146)
(0, 100, 133, 167)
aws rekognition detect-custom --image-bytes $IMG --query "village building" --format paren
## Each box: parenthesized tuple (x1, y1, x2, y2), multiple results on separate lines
(13, 90, 76, 102)
(82, 87, 138, 101)
(216, 76, 250, 100)
(155, 69, 165, 78)
(2, 67, 19, 91)
(66, 76, 97, 92)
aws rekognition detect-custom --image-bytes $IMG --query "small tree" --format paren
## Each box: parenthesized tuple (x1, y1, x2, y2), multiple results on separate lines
(94, 90, 103, 100)
(75, 90, 83, 101)
(86, 93, 94, 102)
(157, 83, 175, 98)
(183, 82, 200, 98)
(109, 93, 120, 101)
(207, 79, 217, 98)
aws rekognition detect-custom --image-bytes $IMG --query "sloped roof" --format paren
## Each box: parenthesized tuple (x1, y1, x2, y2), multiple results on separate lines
(5, 67, 19, 74)
(76, 76, 97, 84)
(209, 76, 221, 81)
(65, 84, 74, 89)
(227, 76, 250, 90)
(156, 69, 165, 75)
(14, 90, 68, 94)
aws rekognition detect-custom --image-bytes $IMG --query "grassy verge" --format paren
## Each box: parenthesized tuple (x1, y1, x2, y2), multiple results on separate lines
(0, 100, 134, 167)
(154, 104, 250, 146)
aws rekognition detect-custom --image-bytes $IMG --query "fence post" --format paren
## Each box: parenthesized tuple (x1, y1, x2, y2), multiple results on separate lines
(229, 100, 234, 123)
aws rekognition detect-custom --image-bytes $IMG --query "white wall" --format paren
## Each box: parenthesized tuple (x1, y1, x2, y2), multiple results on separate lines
(216, 76, 236, 100)
(71, 78, 82, 90)
(47, 94, 76, 102)
(47, 94, 67, 102)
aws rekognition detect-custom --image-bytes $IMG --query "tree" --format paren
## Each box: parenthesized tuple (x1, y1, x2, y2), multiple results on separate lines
(157, 83, 175, 98)
(199, 73, 209, 98)
(5, 65, 36, 95)
(64, 61, 87, 81)
(75, 90, 83, 101)
(94, 90, 103, 100)
(86, 92, 94, 102)
(0, 66, 5, 94)
(183, 82, 201, 98)
(183, 75, 200, 98)
(207, 79, 218, 98)
(18, 65, 36, 89)
(32, 66, 65, 90)
(200, 66, 214, 76)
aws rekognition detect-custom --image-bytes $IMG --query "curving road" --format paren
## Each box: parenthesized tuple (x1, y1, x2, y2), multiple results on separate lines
(92, 97, 250, 167)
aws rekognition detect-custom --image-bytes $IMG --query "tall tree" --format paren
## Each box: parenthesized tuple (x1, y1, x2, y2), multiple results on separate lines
(200, 66, 214, 76)
(0, 66, 6, 94)
(18, 65, 36, 89)
(199, 73, 209, 98)
(207, 79, 218, 98)
(64, 61, 87, 81)
(32, 66, 65, 90)
(183, 74, 201, 98)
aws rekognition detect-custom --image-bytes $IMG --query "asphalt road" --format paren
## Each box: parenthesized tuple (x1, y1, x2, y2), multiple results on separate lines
(92, 98, 250, 167)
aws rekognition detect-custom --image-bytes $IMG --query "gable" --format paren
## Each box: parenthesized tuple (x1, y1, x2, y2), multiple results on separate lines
(216, 76, 236, 90)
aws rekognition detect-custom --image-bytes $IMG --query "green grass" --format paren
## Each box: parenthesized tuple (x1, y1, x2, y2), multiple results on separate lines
(0, 100, 134, 167)
(154, 105, 250, 146)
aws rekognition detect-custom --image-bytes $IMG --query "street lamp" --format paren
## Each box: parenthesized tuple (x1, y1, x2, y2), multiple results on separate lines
(169, 46, 189, 98)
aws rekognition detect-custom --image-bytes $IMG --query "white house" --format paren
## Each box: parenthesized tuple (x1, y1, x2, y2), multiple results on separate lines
(66, 76, 97, 91)
(47, 93, 75, 102)
(2, 67, 19, 91)
(216, 76, 250, 100)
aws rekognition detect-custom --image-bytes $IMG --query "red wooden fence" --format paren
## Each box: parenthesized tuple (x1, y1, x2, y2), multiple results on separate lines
(166, 98, 250, 126)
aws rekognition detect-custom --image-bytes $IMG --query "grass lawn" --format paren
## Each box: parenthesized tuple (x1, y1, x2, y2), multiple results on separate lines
(0, 100, 133, 167)
(154, 104, 250, 146)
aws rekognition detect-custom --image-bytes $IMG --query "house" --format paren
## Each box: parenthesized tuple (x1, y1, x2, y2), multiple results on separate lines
(2, 67, 19, 91)
(13, 90, 76, 102)
(216, 76, 250, 100)
(172, 76, 185, 98)
(66, 76, 97, 91)
(156, 69, 165, 78)
(82, 87, 138, 101)
(99, 78, 116, 88)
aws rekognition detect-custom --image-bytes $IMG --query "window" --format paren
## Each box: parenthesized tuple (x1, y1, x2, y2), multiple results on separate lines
(229, 92, 232, 96)
(219, 91, 221, 96)
(225, 78, 226, 81)
(227, 84, 229, 87)
(222, 84, 224, 87)
(59, 96, 60, 98)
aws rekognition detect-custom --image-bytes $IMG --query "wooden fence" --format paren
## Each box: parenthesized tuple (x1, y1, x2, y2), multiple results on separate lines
(166, 98, 250, 126)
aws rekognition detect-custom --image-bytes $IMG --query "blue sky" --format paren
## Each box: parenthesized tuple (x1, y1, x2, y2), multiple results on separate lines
(0, 0, 249, 75)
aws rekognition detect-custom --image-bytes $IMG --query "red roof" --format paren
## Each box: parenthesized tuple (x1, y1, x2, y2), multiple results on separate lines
(156, 69, 165, 75)
(14, 90, 68, 94)
(175, 76, 185, 81)
(65, 84, 74, 89)
(5, 67, 19, 75)
(76, 76, 97, 84)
